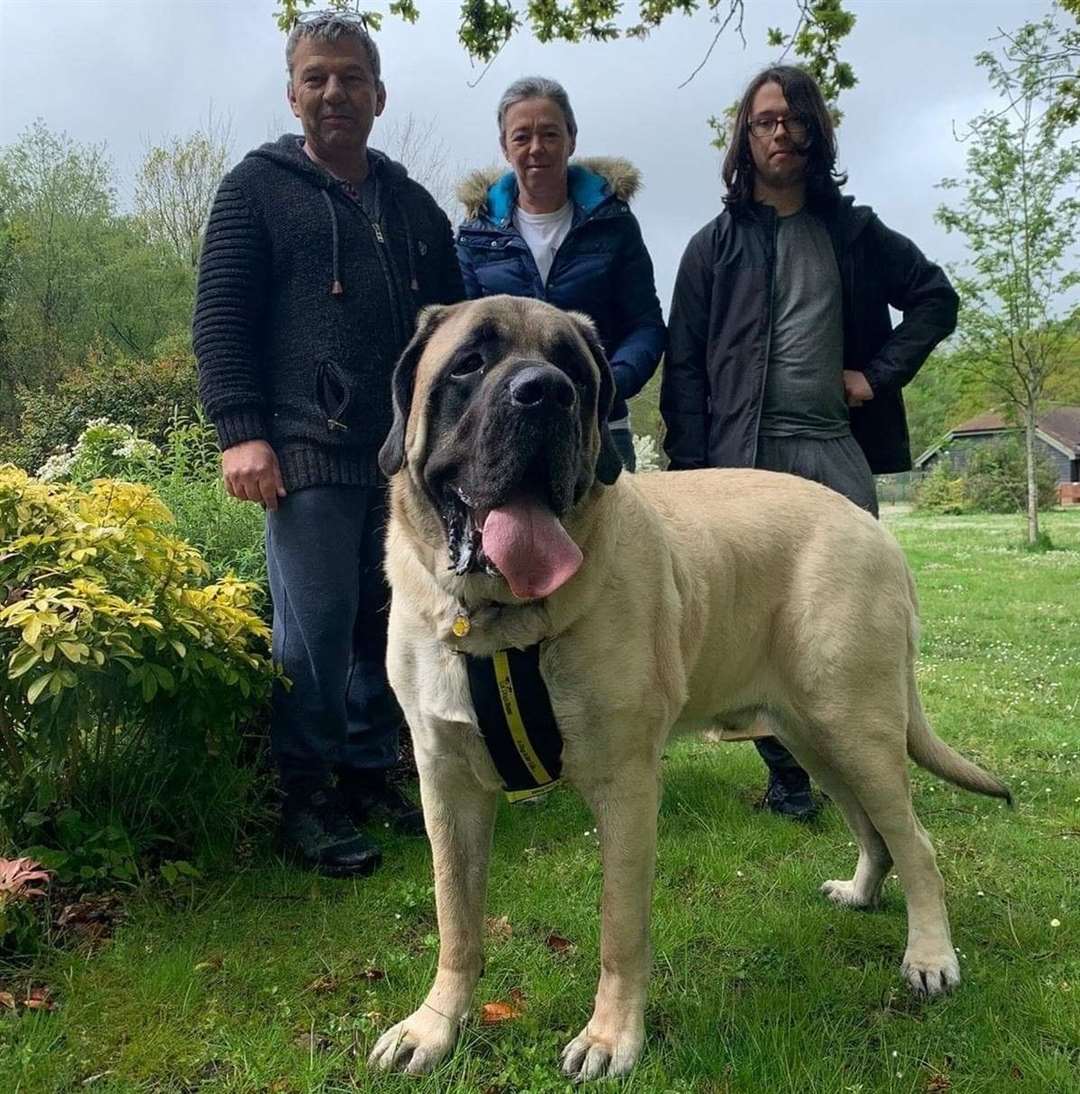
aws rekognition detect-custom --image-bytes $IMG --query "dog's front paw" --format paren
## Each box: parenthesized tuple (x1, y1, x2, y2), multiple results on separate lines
(368, 1006, 460, 1075)
(901, 945, 960, 997)
(561, 1020, 644, 1082)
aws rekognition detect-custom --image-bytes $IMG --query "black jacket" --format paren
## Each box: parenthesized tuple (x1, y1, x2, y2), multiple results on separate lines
(455, 158, 666, 422)
(193, 135, 464, 491)
(662, 196, 959, 474)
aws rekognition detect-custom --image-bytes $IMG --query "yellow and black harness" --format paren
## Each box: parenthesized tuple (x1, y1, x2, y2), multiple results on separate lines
(465, 644, 563, 803)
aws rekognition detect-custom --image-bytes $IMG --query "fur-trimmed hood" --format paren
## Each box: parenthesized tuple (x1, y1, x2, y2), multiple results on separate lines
(457, 157, 642, 222)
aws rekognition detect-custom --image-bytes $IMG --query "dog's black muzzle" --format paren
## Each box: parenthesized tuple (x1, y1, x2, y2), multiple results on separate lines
(507, 362, 578, 414)
(426, 357, 586, 576)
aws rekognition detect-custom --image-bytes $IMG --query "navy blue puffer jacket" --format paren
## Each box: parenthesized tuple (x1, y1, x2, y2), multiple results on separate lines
(455, 158, 666, 422)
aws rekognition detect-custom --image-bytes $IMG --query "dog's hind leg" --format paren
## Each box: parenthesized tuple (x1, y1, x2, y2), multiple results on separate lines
(765, 714, 892, 909)
(774, 714, 957, 995)
(369, 754, 497, 1075)
(859, 788, 959, 996)
(561, 755, 661, 1082)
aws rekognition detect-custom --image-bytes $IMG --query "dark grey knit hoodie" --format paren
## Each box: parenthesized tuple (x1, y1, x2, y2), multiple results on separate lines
(193, 134, 464, 490)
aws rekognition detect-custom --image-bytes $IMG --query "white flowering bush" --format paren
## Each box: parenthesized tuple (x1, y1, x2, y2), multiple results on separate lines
(633, 432, 662, 472)
(37, 418, 159, 483)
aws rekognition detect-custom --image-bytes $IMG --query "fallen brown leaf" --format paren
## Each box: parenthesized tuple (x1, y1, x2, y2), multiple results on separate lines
(305, 974, 338, 994)
(544, 931, 573, 954)
(0, 991, 15, 1009)
(925, 1075, 951, 1092)
(485, 915, 513, 941)
(23, 986, 56, 1011)
(56, 892, 125, 948)
(480, 1000, 522, 1024)
(360, 967, 385, 981)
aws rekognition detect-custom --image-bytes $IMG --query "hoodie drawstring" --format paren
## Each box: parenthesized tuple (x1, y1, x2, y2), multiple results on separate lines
(320, 190, 344, 296)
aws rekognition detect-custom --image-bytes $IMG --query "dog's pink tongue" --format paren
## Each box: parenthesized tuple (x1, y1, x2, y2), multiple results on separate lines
(482, 499, 582, 600)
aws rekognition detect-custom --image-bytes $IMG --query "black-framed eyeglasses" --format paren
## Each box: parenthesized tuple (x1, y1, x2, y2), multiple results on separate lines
(748, 114, 809, 140)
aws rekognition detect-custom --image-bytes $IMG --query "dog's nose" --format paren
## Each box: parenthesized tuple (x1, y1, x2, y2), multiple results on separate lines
(509, 364, 576, 410)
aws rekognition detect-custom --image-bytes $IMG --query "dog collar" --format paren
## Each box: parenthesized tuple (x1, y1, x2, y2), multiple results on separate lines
(465, 644, 563, 803)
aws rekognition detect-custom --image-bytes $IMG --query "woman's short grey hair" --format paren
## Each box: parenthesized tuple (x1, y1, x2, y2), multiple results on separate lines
(497, 77, 577, 141)
(285, 12, 381, 82)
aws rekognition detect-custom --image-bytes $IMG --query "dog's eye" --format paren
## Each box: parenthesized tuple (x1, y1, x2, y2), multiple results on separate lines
(450, 353, 485, 379)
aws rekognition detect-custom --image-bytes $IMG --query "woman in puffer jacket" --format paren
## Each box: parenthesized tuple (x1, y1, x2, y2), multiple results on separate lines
(455, 76, 666, 471)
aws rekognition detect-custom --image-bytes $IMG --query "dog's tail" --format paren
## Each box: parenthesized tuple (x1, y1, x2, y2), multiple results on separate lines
(906, 681, 1012, 804)
(906, 665, 1011, 805)
(904, 571, 1011, 804)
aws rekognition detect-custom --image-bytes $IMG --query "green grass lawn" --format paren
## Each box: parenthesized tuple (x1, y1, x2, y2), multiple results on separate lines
(3, 510, 1079, 1093)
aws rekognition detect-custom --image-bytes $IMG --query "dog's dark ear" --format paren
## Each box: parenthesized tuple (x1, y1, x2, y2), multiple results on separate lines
(569, 312, 623, 485)
(379, 305, 451, 477)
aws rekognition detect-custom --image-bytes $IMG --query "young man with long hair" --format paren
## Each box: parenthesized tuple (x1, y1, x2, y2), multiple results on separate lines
(662, 66, 959, 819)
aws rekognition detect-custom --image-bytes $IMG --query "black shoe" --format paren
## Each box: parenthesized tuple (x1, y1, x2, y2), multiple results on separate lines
(759, 769, 822, 821)
(280, 782, 383, 876)
(338, 768, 426, 837)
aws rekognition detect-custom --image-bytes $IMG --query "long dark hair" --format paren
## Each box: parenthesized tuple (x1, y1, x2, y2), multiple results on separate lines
(721, 65, 846, 212)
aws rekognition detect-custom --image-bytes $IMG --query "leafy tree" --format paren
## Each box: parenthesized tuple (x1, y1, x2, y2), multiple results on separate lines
(272, 1, 856, 110)
(0, 122, 195, 429)
(0, 121, 115, 394)
(1041, 0, 1080, 124)
(935, 16, 1080, 546)
(134, 116, 232, 269)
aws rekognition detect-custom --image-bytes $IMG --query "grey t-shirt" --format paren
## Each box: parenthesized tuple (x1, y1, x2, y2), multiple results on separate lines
(759, 208, 850, 438)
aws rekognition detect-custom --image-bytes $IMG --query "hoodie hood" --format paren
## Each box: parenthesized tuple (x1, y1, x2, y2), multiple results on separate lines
(457, 156, 642, 224)
(246, 135, 417, 298)
(247, 133, 409, 190)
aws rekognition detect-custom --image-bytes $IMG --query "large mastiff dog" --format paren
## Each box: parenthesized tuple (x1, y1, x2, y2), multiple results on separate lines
(368, 296, 1009, 1080)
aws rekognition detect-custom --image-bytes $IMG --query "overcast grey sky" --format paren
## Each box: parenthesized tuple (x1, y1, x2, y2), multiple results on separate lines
(0, 0, 1061, 307)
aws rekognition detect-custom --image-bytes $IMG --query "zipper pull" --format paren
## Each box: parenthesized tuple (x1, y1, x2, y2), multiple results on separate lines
(373, 222, 385, 244)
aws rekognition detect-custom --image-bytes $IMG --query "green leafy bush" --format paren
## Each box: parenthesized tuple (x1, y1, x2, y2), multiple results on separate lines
(0, 467, 277, 871)
(963, 438, 1060, 513)
(30, 414, 265, 588)
(913, 462, 969, 514)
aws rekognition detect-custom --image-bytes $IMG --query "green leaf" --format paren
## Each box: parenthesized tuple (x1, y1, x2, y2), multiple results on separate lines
(26, 672, 55, 705)
(8, 646, 42, 679)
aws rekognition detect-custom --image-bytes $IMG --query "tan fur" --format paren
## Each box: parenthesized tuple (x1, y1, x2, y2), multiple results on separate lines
(369, 299, 1010, 1082)
(457, 156, 642, 219)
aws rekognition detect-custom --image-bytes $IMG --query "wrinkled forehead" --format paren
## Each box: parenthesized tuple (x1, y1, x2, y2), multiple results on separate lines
(416, 299, 591, 387)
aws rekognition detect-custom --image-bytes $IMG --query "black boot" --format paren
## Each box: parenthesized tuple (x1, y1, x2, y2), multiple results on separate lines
(280, 779, 383, 876)
(338, 768, 426, 837)
(754, 738, 821, 821)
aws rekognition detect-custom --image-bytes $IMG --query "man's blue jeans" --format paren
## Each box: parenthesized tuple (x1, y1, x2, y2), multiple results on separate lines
(265, 485, 400, 788)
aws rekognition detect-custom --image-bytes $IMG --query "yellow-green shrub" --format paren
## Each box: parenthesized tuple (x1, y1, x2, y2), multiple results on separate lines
(0, 466, 277, 852)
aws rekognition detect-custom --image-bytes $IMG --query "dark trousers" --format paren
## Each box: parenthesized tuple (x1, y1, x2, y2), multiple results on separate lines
(753, 433, 879, 779)
(265, 485, 400, 788)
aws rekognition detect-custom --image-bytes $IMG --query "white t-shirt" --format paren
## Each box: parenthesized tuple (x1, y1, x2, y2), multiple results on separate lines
(513, 202, 574, 285)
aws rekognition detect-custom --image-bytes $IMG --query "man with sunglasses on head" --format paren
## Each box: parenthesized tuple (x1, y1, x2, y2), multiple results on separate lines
(662, 66, 958, 820)
(193, 11, 463, 875)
